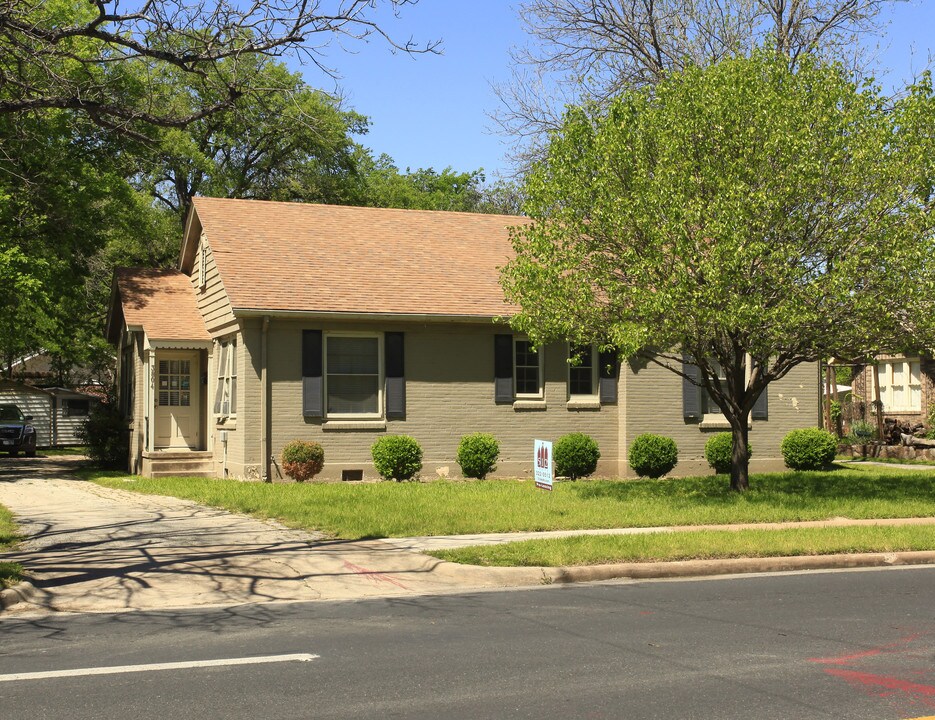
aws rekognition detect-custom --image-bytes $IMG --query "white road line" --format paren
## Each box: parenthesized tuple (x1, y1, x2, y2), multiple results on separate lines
(0, 653, 319, 682)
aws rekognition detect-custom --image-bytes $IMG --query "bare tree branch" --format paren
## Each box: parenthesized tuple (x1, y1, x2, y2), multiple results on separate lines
(492, 0, 906, 170)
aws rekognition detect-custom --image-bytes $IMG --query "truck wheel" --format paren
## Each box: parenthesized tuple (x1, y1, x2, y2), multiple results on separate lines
(25, 450, 36, 458)
(8, 450, 18, 457)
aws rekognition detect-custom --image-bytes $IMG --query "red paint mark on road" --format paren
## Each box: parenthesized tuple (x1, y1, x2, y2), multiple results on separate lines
(639, 611, 655, 616)
(342, 560, 409, 590)
(808, 631, 935, 714)
(809, 634, 924, 666)
(823, 668, 935, 697)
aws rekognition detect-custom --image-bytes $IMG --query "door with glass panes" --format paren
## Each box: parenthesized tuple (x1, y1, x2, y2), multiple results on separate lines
(154, 351, 200, 449)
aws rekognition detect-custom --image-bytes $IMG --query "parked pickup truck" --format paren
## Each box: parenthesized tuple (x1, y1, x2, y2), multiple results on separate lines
(0, 404, 37, 457)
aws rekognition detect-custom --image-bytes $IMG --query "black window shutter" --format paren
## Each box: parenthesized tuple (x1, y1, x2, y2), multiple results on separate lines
(598, 349, 618, 404)
(302, 330, 323, 417)
(385, 332, 405, 418)
(494, 334, 514, 403)
(682, 355, 701, 419)
(751, 387, 768, 420)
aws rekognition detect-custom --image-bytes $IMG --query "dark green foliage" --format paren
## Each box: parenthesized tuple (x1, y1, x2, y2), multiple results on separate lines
(77, 402, 128, 470)
(554, 432, 601, 479)
(628, 434, 678, 479)
(834, 365, 854, 386)
(781, 428, 838, 470)
(371, 435, 423, 481)
(457, 433, 500, 479)
(281, 440, 325, 482)
(704, 433, 752, 474)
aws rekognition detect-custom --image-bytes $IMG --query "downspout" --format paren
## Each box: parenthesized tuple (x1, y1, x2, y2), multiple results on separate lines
(261, 316, 270, 482)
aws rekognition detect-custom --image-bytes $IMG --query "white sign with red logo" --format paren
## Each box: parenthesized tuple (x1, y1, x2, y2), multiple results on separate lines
(534, 439, 553, 491)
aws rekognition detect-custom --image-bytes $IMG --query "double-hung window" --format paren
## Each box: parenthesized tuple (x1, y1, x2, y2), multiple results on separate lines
(214, 337, 237, 417)
(514, 338, 543, 398)
(877, 358, 922, 412)
(701, 360, 727, 419)
(568, 344, 597, 397)
(325, 334, 382, 417)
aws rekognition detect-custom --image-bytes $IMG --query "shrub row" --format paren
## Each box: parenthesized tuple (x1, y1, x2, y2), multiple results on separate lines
(280, 426, 838, 482)
(280, 432, 602, 482)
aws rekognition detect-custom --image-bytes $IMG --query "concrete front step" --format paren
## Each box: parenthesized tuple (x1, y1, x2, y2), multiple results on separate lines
(143, 451, 215, 478)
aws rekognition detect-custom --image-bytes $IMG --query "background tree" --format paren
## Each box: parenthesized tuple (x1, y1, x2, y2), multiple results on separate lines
(494, 0, 903, 166)
(137, 57, 369, 223)
(502, 52, 935, 491)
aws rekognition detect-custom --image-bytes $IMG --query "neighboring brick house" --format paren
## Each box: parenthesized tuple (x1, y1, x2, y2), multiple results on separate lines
(105, 197, 820, 480)
(850, 355, 935, 427)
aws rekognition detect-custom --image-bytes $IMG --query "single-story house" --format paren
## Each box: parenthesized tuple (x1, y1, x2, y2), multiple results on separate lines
(106, 197, 820, 480)
(0, 380, 100, 447)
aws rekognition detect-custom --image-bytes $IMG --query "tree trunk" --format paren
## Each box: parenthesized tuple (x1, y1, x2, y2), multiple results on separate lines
(729, 415, 750, 492)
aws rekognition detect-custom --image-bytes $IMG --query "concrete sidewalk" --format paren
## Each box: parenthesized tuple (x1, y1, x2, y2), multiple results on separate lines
(0, 459, 539, 614)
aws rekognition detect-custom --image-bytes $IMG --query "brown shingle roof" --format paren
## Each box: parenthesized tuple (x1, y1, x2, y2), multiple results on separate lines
(191, 197, 529, 317)
(114, 268, 209, 341)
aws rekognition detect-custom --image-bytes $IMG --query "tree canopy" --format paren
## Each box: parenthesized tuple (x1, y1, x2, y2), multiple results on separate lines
(502, 51, 935, 490)
(0, 0, 436, 134)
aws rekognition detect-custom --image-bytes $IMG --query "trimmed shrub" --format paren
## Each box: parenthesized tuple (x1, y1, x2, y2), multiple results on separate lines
(781, 427, 838, 470)
(704, 432, 753, 474)
(628, 434, 678, 479)
(554, 433, 601, 479)
(77, 402, 129, 470)
(281, 440, 325, 482)
(371, 435, 423, 481)
(457, 433, 500, 479)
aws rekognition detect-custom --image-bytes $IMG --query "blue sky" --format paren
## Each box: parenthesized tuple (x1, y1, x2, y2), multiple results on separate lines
(302, 1, 935, 179)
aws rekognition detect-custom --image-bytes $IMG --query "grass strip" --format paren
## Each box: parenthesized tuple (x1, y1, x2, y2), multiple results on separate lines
(41, 446, 89, 457)
(429, 525, 935, 567)
(0, 504, 25, 588)
(838, 456, 935, 467)
(85, 465, 935, 540)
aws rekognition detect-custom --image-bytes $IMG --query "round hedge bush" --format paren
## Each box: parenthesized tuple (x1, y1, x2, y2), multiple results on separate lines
(780, 427, 838, 470)
(628, 434, 678, 479)
(281, 440, 325, 482)
(704, 432, 752, 474)
(371, 434, 423, 481)
(554, 433, 601, 479)
(457, 433, 500, 479)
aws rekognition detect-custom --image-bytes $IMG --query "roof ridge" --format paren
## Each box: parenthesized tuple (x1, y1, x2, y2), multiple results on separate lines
(191, 196, 527, 222)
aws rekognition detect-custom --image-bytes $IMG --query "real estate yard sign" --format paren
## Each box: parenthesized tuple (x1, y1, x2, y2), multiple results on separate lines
(534, 439, 553, 491)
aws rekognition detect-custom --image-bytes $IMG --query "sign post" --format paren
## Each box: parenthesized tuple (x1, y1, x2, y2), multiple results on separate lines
(534, 439, 553, 491)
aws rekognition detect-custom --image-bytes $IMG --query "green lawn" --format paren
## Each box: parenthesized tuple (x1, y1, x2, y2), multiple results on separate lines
(430, 525, 935, 567)
(0, 504, 24, 589)
(85, 464, 935, 540)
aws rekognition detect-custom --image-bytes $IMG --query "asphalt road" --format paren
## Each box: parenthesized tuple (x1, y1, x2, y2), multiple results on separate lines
(2, 566, 934, 720)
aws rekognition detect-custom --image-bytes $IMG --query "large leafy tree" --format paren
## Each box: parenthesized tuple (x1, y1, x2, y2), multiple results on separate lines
(502, 52, 935, 491)
(138, 57, 369, 223)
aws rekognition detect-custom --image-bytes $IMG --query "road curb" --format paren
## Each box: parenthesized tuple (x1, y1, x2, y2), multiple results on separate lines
(0, 580, 37, 611)
(533, 550, 935, 584)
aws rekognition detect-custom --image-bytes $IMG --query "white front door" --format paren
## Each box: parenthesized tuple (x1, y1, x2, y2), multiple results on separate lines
(154, 351, 200, 449)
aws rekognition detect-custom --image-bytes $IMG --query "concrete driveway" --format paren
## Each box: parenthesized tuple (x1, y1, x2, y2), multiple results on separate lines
(0, 458, 537, 614)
